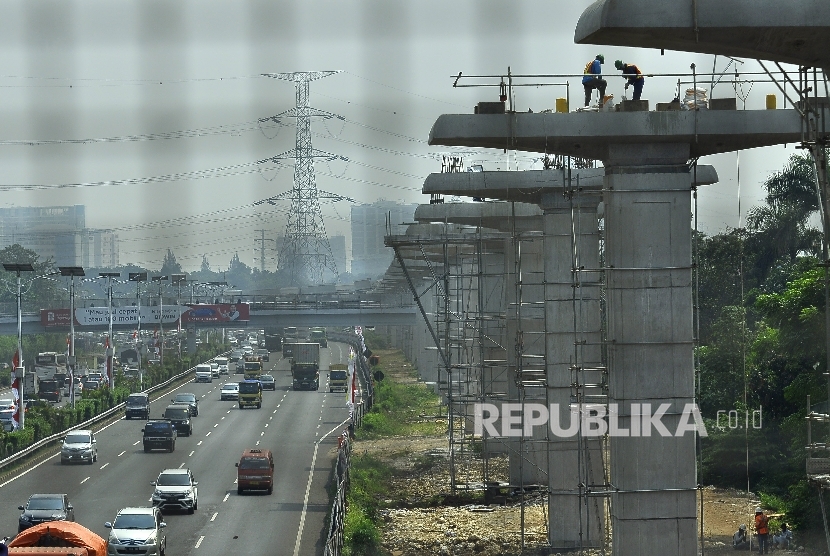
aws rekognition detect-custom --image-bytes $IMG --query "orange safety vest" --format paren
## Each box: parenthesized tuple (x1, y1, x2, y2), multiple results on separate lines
(755, 514, 769, 535)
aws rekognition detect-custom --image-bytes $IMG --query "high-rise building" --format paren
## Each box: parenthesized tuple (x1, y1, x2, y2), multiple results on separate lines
(350, 200, 417, 278)
(0, 205, 119, 267)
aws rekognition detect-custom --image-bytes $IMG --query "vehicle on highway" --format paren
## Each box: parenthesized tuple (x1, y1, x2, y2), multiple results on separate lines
(220, 383, 239, 401)
(151, 468, 199, 514)
(104, 506, 166, 556)
(259, 374, 276, 391)
(229, 349, 243, 362)
(84, 380, 101, 391)
(236, 448, 274, 494)
(1, 398, 15, 431)
(63, 376, 83, 398)
(329, 365, 348, 393)
(142, 420, 177, 452)
(235, 359, 245, 373)
(162, 405, 192, 436)
(171, 392, 198, 416)
(194, 364, 212, 383)
(256, 348, 270, 362)
(210, 362, 220, 378)
(214, 357, 230, 374)
(85, 372, 104, 385)
(125, 392, 150, 420)
(241, 344, 254, 356)
(238, 380, 262, 409)
(37, 379, 62, 403)
(18, 494, 74, 533)
(60, 430, 97, 465)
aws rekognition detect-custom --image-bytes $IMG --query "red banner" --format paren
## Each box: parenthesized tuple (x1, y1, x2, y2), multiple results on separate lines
(179, 303, 250, 324)
(41, 309, 72, 327)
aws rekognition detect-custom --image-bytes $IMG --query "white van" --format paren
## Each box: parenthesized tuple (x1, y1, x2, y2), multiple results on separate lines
(194, 364, 213, 383)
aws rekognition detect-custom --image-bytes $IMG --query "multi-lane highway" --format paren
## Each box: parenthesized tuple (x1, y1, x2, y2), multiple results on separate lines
(0, 342, 356, 556)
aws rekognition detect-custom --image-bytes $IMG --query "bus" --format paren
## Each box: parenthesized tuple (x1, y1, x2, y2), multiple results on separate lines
(34, 352, 67, 380)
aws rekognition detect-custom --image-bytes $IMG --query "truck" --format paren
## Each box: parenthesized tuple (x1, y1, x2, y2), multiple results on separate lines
(264, 328, 283, 352)
(309, 327, 327, 348)
(23, 372, 39, 401)
(238, 380, 262, 409)
(291, 342, 320, 391)
(329, 363, 348, 393)
(243, 356, 263, 381)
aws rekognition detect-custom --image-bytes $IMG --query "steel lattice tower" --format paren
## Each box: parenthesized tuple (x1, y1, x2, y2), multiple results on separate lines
(262, 71, 340, 285)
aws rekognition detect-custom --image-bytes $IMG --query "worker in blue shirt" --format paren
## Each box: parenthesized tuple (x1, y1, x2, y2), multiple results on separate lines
(582, 54, 607, 107)
(615, 60, 645, 101)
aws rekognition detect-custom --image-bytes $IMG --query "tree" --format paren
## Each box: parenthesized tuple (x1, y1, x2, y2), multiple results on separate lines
(0, 244, 63, 312)
(160, 249, 182, 276)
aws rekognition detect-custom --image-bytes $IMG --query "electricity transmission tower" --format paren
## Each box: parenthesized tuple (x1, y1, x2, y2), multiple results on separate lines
(259, 71, 342, 285)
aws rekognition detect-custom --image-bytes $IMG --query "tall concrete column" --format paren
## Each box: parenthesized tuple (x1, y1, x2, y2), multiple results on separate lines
(604, 144, 696, 556)
(542, 193, 605, 549)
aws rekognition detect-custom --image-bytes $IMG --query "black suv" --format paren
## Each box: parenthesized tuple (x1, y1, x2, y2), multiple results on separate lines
(142, 420, 177, 452)
(171, 393, 198, 416)
(163, 405, 193, 437)
(18, 494, 74, 533)
(125, 393, 150, 420)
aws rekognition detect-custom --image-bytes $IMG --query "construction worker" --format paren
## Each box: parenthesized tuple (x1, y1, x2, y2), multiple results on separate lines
(754, 507, 770, 554)
(615, 60, 645, 101)
(582, 54, 607, 107)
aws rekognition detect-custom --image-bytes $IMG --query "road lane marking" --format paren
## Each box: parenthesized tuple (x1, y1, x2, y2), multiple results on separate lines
(269, 416, 273, 420)
(210, 512, 218, 522)
(214, 423, 219, 428)
(195, 536, 204, 549)
(206, 432, 212, 437)
(260, 432, 264, 436)
(264, 423, 268, 428)
(255, 440, 260, 446)
(179, 463, 185, 468)
(133, 441, 140, 446)
(189, 451, 195, 457)
(100, 463, 109, 469)
(118, 451, 126, 457)
(197, 441, 203, 446)
(221, 416, 225, 420)
(81, 477, 90, 484)
(222, 493, 230, 502)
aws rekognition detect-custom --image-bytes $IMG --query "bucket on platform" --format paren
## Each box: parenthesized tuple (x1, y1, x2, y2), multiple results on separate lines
(556, 97, 568, 113)
(766, 94, 777, 110)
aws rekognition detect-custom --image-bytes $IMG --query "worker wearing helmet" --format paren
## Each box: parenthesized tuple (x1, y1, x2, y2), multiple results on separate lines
(582, 54, 607, 107)
(732, 523, 749, 550)
(755, 507, 770, 553)
(615, 60, 645, 101)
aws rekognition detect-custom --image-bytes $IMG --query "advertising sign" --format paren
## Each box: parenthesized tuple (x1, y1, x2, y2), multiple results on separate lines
(41, 309, 72, 327)
(180, 303, 250, 324)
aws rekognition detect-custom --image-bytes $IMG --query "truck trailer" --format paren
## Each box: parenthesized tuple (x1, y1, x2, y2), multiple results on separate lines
(291, 342, 320, 391)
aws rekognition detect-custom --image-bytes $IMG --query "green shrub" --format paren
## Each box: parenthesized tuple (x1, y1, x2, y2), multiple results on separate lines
(344, 508, 380, 556)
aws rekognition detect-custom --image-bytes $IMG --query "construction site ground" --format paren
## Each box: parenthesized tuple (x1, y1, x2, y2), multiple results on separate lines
(349, 347, 822, 555)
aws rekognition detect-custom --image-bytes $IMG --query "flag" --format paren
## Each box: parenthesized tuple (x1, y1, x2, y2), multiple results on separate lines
(12, 349, 19, 369)
(104, 336, 111, 385)
(347, 347, 357, 405)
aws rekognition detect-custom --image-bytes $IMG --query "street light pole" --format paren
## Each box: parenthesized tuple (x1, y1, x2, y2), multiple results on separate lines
(152, 275, 169, 365)
(59, 266, 85, 409)
(171, 274, 187, 359)
(129, 272, 148, 388)
(3, 262, 34, 430)
(99, 272, 121, 389)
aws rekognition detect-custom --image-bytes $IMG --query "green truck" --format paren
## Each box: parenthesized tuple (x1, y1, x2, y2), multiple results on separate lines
(309, 327, 327, 348)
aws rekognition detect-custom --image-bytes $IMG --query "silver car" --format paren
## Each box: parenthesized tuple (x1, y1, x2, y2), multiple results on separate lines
(105, 506, 166, 556)
(61, 430, 97, 465)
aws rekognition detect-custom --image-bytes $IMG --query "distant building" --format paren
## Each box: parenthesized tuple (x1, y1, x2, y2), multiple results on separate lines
(0, 205, 119, 267)
(351, 200, 417, 279)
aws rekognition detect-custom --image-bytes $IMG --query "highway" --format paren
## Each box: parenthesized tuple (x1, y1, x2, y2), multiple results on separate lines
(0, 342, 355, 556)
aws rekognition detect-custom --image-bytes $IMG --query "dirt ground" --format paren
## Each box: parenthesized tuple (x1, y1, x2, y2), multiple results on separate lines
(354, 348, 821, 556)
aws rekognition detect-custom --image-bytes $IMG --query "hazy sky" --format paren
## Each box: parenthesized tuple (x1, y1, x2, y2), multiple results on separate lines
(0, 0, 801, 272)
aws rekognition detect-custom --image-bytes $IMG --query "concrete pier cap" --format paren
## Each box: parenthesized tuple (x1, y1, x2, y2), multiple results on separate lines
(575, 0, 830, 70)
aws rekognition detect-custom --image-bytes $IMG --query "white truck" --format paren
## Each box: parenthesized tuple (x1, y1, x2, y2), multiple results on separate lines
(194, 364, 213, 383)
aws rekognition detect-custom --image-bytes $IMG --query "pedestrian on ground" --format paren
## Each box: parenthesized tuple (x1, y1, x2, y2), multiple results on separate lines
(732, 523, 750, 550)
(582, 54, 607, 107)
(773, 523, 793, 550)
(754, 507, 770, 554)
(614, 59, 645, 101)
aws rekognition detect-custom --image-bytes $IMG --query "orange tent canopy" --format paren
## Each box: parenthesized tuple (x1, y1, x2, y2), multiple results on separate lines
(9, 521, 107, 556)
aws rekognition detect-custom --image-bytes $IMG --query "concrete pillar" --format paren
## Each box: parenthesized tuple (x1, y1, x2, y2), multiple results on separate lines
(604, 144, 696, 556)
(542, 193, 605, 549)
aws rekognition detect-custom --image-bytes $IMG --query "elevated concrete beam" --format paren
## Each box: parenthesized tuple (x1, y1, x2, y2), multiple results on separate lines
(575, 0, 830, 70)
(429, 109, 813, 160)
(422, 167, 718, 202)
(414, 201, 543, 229)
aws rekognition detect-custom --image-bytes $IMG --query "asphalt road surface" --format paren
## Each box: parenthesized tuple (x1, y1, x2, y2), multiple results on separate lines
(0, 341, 355, 556)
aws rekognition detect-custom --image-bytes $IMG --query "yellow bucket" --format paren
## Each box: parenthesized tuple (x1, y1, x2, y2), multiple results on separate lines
(766, 94, 777, 110)
(556, 97, 568, 113)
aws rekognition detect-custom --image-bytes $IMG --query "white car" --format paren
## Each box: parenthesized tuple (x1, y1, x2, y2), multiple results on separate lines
(214, 357, 230, 375)
(105, 507, 166, 556)
(210, 362, 220, 378)
(151, 468, 198, 514)
(220, 383, 239, 401)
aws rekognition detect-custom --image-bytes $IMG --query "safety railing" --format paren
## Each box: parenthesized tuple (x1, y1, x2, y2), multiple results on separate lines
(0, 350, 229, 472)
